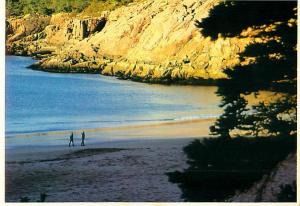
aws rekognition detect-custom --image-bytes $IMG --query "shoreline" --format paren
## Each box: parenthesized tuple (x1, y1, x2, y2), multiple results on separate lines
(6, 118, 216, 152)
(26, 57, 221, 86)
(5, 117, 214, 201)
(6, 117, 216, 138)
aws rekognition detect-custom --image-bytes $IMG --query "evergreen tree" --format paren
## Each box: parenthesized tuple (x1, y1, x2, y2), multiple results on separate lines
(167, 1, 297, 201)
(200, 1, 297, 138)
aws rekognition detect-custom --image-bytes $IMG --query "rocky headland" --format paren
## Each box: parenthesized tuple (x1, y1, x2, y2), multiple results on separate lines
(6, 0, 274, 84)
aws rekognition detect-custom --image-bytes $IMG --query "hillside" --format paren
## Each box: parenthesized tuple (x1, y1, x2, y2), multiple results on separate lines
(6, 0, 277, 84)
(6, 0, 139, 17)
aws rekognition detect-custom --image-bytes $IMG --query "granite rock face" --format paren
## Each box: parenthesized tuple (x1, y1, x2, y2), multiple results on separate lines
(6, 0, 262, 83)
(6, 12, 106, 57)
(6, 13, 51, 56)
(6, 13, 50, 42)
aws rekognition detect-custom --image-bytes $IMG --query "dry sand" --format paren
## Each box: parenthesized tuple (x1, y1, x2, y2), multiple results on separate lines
(5, 119, 215, 202)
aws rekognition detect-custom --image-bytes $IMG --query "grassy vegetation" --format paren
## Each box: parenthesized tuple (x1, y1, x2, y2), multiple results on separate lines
(7, 0, 87, 16)
(80, 0, 136, 17)
(6, 0, 140, 17)
(167, 135, 296, 201)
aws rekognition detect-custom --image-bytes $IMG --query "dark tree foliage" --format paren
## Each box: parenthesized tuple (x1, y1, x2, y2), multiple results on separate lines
(277, 181, 297, 202)
(207, 1, 297, 138)
(167, 136, 296, 201)
(195, 1, 296, 40)
(210, 95, 248, 139)
(168, 1, 297, 202)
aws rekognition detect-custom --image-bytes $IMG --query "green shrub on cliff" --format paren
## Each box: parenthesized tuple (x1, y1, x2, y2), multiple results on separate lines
(80, 0, 134, 17)
(6, 0, 87, 16)
(6, 0, 136, 17)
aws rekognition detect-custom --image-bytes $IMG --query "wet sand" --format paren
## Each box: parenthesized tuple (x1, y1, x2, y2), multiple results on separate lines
(5, 119, 215, 202)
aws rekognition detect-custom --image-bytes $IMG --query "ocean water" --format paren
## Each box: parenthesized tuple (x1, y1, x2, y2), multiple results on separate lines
(5, 56, 221, 136)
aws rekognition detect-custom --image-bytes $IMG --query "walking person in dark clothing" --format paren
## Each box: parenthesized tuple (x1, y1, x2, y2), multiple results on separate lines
(69, 132, 74, 147)
(81, 131, 85, 146)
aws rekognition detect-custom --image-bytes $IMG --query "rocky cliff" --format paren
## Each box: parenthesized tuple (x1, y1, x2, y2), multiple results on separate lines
(6, 0, 264, 84)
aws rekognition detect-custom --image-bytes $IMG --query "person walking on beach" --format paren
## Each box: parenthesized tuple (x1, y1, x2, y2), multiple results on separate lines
(81, 131, 85, 146)
(69, 132, 74, 147)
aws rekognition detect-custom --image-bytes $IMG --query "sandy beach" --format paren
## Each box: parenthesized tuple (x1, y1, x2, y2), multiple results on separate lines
(5, 119, 215, 202)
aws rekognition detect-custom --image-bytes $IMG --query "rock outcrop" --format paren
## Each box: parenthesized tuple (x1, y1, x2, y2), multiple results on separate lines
(6, 0, 265, 84)
(6, 12, 107, 57)
(6, 13, 51, 56)
(6, 13, 50, 42)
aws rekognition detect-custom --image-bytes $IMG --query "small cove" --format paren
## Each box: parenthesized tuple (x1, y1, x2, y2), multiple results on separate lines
(6, 56, 221, 139)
